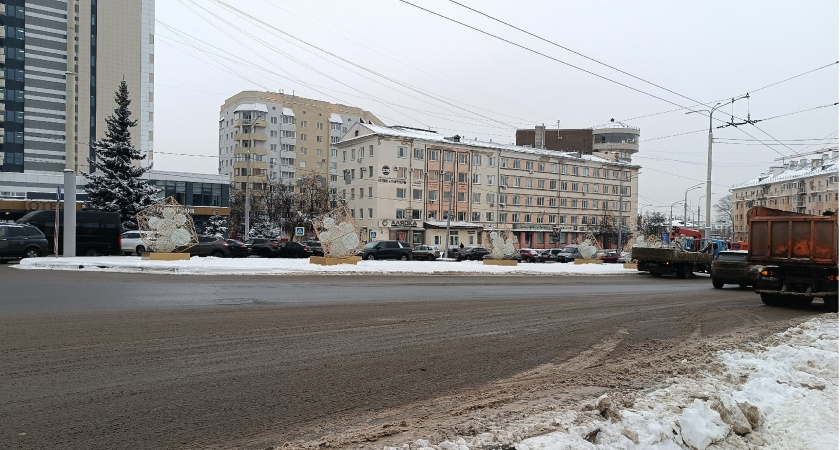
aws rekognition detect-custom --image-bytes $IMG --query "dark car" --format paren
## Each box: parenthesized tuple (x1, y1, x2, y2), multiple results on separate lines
(362, 240, 412, 260)
(519, 248, 540, 263)
(245, 238, 279, 258)
(0, 223, 50, 262)
(225, 239, 251, 258)
(711, 250, 761, 289)
(412, 244, 440, 261)
(275, 241, 316, 258)
(302, 240, 325, 257)
(456, 246, 489, 261)
(177, 235, 230, 257)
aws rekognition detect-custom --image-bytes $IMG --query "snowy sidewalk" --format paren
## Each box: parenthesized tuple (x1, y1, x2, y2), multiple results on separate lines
(16, 256, 639, 276)
(386, 316, 839, 450)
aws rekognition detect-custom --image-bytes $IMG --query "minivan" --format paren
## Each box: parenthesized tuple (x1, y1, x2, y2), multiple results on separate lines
(17, 210, 122, 256)
(362, 240, 412, 260)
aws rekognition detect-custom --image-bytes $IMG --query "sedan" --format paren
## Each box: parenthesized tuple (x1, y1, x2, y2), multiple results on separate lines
(177, 235, 231, 258)
(275, 241, 316, 258)
(456, 246, 489, 261)
(711, 251, 761, 289)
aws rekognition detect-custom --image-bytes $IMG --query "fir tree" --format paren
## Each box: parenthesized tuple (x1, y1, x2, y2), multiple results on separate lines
(85, 80, 158, 231)
(203, 213, 228, 237)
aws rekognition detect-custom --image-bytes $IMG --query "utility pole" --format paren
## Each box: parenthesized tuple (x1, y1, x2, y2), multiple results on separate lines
(244, 121, 252, 239)
(62, 1, 76, 257)
(616, 153, 623, 251)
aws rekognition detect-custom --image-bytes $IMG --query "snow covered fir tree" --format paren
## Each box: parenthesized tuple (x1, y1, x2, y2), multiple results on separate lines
(85, 80, 158, 231)
(203, 213, 228, 237)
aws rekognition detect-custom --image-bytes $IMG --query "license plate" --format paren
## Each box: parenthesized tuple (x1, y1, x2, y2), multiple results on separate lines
(762, 276, 780, 282)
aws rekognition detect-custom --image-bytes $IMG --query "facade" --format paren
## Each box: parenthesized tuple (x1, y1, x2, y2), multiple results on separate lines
(0, 170, 230, 228)
(336, 124, 640, 249)
(217, 92, 383, 192)
(730, 148, 839, 241)
(515, 121, 640, 162)
(0, 0, 155, 197)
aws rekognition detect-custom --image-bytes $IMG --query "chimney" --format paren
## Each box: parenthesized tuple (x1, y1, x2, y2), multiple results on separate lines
(811, 159, 822, 170)
(535, 125, 545, 149)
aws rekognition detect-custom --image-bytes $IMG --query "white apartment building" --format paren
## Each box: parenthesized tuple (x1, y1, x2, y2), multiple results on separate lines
(336, 123, 640, 249)
(217, 92, 382, 191)
(731, 148, 839, 240)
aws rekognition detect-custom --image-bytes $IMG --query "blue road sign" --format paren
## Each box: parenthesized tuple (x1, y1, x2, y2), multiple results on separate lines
(369, 231, 377, 240)
(295, 227, 305, 236)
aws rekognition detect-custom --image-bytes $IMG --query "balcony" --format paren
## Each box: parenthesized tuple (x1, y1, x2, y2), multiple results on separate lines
(234, 133, 267, 142)
(233, 160, 268, 170)
(233, 146, 267, 156)
(234, 118, 267, 128)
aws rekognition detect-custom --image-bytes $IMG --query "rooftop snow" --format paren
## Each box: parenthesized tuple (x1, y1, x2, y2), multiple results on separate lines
(329, 113, 342, 123)
(233, 103, 268, 113)
(732, 150, 838, 189)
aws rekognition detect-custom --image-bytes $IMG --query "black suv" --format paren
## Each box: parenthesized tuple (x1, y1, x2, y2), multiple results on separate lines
(302, 240, 325, 257)
(276, 241, 316, 258)
(0, 224, 50, 262)
(362, 240, 412, 260)
(245, 238, 279, 258)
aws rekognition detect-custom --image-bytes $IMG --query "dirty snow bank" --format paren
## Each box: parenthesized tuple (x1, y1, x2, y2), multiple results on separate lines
(387, 315, 838, 450)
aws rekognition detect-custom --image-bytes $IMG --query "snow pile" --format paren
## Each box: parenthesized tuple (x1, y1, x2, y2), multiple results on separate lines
(384, 316, 838, 450)
(16, 256, 637, 276)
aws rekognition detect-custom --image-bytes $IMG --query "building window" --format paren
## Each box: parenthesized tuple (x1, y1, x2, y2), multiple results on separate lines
(398, 146, 407, 158)
(397, 188, 407, 199)
(414, 148, 424, 159)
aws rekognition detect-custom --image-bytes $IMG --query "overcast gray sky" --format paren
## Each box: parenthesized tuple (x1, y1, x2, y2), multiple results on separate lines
(154, 0, 839, 218)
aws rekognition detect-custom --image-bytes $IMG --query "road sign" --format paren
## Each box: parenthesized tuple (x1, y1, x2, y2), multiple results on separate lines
(295, 227, 305, 236)
(369, 231, 377, 240)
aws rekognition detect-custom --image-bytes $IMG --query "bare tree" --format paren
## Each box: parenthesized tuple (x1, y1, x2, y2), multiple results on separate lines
(714, 195, 734, 237)
(594, 207, 618, 248)
(296, 172, 332, 236)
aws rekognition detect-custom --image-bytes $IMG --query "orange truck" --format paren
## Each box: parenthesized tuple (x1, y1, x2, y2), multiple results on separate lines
(747, 207, 838, 311)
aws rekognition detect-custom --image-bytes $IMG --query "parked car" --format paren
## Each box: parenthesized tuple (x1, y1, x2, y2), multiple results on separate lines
(362, 240, 413, 260)
(557, 245, 583, 261)
(412, 244, 440, 261)
(711, 250, 761, 289)
(519, 248, 541, 263)
(225, 239, 251, 258)
(302, 240, 325, 257)
(176, 235, 231, 257)
(456, 246, 489, 261)
(121, 230, 152, 256)
(245, 238, 279, 258)
(0, 223, 50, 262)
(538, 248, 571, 263)
(598, 250, 621, 263)
(275, 241, 316, 258)
(442, 247, 461, 258)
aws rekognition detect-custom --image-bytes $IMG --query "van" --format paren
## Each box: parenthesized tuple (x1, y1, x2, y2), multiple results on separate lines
(17, 210, 121, 256)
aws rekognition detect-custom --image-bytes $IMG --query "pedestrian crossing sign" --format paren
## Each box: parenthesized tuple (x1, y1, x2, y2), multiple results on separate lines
(295, 227, 305, 236)
(370, 231, 377, 240)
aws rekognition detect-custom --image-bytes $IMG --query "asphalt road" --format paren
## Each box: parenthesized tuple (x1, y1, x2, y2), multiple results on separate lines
(0, 266, 823, 449)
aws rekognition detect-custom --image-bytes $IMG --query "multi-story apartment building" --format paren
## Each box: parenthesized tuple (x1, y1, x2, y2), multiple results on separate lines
(336, 123, 639, 249)
(515, 121, 640, 162)
(731, 148, 839, 240)
(217, 92, 383, 191)
(0, 0, 155, 197)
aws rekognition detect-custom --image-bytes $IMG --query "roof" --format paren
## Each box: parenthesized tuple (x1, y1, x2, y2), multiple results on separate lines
(233, 103, 268, 113)
(282, 107, 295, 117)
(329, 113, 342, 123)
(732, 149, 839, 189)
(344, 123, 639, 168)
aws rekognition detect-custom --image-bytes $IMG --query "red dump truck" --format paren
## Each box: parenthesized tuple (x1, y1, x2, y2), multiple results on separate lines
(747, 207, 838, 311)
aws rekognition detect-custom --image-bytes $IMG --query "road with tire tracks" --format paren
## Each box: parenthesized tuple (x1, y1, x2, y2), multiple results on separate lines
(0, 266, 823, 449)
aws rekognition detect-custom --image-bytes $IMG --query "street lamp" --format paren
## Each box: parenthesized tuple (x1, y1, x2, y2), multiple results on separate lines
(686, 94, 749, 238)
(670, 200, 685, 227)
(684, 183, 703, 227)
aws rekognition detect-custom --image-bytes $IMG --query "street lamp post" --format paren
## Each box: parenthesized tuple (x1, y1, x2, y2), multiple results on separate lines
(684, 183, 703, 227)
(687, 94, 749, 239)
(670, 200, 685, 227)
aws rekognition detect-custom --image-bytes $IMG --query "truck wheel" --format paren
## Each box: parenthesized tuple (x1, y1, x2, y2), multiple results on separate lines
(712, 279, 724, 289)
(760, 294, 786, 307)
(824, 296, 838, 313)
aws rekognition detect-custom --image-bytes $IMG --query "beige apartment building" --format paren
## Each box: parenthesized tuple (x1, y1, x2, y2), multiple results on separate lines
(0, 0, 154, 198)
(731, 148, 839, 241)
(336, 123, 639, 249)
(217, 92, 383, 191)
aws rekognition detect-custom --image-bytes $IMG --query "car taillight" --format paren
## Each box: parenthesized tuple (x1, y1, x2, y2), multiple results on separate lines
(826, 274, 839, 281)
(223, 242, 229, 247)
(761, 269, 777, 276)
(270, 243, 278, 248)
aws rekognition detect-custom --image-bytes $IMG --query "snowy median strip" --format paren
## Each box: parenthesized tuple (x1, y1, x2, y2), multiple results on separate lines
(15, 256, 638, 276)
(386, 316, 838, 450)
